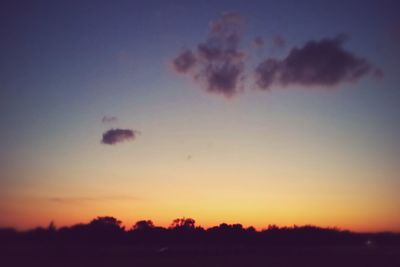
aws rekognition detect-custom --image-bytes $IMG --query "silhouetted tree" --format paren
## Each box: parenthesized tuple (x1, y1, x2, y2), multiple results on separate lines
(246, 226, 256, 233)
(132, 220, 154, 231)
(170, 217, 196, 229)
(2, 215, 399, 249)
(87, 216, 124, 243)
(89, 216, 122, 228)
(47, 221, 56, 232)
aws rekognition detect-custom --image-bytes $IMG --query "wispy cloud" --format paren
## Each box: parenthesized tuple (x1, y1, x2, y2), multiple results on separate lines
(101, 116, 118, 124)
(48, 195, 141, 204)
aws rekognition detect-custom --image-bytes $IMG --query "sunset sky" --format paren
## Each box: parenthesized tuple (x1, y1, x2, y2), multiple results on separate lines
(1, 0, 399, 232)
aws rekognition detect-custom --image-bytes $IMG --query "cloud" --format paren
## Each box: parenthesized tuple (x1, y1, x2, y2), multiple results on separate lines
(101, 128, 139, 145)
(173, 49, 197, 73)
(255, 35, 377, 90)
(102, 116, 118, 124)
(172, 12, 246, 98)
(173, 14, 380, 95)
(48, 195, 140, 204)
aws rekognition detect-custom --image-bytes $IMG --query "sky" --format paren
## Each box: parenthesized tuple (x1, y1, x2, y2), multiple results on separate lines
(1, 0, 399, 232)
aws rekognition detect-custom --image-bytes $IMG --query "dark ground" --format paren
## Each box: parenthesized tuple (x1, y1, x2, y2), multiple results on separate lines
(2, 244, 400, 267)
(2, 218, 400, 266)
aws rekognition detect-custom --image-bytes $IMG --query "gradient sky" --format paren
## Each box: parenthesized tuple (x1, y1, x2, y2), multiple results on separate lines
(1, 0, 399, 232)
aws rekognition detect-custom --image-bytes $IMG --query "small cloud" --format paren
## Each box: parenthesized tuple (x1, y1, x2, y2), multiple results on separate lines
(172, 12, 246, 98)
(255, 35, 375, 90)
(101, 128, 140, 145)
(102, 116, 118, 124)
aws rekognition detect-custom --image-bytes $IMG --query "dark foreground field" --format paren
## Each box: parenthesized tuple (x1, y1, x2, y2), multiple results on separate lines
(2, 244, 400, 267)
(2, 217, 400, 266)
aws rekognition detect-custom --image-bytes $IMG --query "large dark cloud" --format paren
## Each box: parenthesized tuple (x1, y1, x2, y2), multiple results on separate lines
(101, 128, 139, 145)
(255, 35, 375, 90)
(173, 12, 246, 98)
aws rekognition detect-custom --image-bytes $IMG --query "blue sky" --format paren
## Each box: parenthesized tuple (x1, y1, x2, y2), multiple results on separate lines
(0, 0, 399, 230)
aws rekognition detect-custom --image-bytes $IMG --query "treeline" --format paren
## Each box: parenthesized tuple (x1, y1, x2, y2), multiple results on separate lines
(1, 216, 399, 247)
